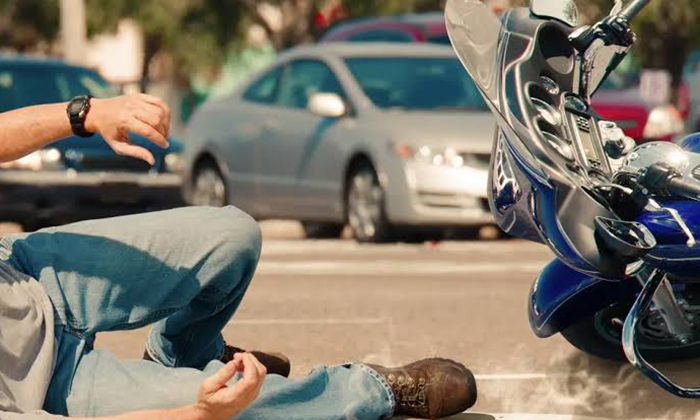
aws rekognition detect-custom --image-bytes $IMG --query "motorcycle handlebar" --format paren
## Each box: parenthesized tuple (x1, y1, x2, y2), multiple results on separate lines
(619, 0, 651, 21)
(668, 177, 700, 201)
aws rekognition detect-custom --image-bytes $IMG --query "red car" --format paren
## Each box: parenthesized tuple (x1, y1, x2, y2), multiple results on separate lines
(321, 12, 687, 143)
(593, 69, 687, 143)
(320, 13, 450, 45)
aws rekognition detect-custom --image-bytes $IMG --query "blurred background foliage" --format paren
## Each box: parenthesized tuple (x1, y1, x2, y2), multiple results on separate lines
(0, 0, 698, 90)
(579, 0, 700, 89)
(0, 0, 59, 52)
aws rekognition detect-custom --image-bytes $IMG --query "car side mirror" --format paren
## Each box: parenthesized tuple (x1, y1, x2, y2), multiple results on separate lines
(308, 93, 347, 118)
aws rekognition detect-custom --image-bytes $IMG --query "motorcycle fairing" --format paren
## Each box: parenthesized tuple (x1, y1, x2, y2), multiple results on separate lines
(529, 258, 636, 337)
(449, 4, 630, 279)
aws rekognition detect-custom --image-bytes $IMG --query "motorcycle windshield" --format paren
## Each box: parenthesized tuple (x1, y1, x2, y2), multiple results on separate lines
(445, 0, 502, 108)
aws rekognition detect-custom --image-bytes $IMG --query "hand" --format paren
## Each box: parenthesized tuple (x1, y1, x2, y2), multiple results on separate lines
(85, 94, 172, 165)
(194, 353, 267, 420)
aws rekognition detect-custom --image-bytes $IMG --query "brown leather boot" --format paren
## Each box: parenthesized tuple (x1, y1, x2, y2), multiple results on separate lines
(143, 344, 291, 378)
(368, 358, 477, 419)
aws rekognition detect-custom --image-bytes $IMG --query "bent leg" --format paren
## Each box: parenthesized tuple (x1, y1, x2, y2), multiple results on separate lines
(64, 349, 395, 420)
(0, 206, 262, 368)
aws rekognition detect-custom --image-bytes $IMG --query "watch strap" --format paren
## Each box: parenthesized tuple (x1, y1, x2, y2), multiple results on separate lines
(67, 96, 94, 138)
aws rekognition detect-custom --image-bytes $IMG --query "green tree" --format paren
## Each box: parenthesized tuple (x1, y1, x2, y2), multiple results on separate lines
(237, 0, 327, 51)
(86, 0, 246, 87)
(237, 0, 447, 52)
(0, 0, 59, 52)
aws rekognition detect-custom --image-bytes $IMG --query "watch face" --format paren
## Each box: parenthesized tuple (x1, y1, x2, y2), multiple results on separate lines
(68, 100, 85, 115)
(68, 98, 86, 115)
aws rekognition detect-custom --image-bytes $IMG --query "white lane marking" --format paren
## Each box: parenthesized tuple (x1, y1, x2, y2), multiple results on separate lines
(475, 373, 549, 381)
(256, 260, 548, 276)
(262, 240, 547, 256)
(228, 318, 387, 326)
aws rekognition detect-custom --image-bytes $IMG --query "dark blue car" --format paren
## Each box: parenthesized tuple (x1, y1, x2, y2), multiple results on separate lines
(0, 55, 183, 229)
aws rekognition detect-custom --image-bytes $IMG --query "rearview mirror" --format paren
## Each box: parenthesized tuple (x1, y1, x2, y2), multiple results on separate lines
(530, 0, 579, 27)
(308, 93, 346, 118)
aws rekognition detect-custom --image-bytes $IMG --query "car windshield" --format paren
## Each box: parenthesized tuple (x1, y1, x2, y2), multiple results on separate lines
(0, 66, 119, 113)
(345, 57, 489, 112)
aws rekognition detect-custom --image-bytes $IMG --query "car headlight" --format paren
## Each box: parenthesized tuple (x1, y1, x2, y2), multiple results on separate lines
(393, 144, 467, 168)
(643, 105, 684, 140)
(165, 153, 184, 173)
(0, 148, 63, 171)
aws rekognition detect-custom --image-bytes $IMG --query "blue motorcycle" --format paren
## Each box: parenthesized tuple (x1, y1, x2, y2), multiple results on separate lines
(447, 0, 700, 398)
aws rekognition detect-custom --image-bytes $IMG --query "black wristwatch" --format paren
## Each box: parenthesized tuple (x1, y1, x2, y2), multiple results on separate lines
(67, 96, 94, 138)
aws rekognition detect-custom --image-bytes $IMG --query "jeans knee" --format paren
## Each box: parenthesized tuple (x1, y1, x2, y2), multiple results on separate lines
(199, 206, 262, 289)
(220, 206, 262, 258)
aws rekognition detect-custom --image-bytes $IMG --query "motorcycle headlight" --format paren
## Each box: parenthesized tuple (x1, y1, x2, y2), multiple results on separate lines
(0, 148, 63, 171)
(393, 144, 466, 168)
(643, 105, 684, 140)
(165, 153, 183, 173)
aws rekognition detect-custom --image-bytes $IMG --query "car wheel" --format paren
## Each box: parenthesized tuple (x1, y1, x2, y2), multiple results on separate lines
(346, 164, 392, 243)
(302, 222, 344, 239)
(192, 163, 227, 207)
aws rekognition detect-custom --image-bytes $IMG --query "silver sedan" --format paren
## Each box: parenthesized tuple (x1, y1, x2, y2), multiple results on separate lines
(182, 43, 496, 242)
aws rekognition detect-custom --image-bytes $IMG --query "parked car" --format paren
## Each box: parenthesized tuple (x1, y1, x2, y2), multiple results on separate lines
(0, 55, 183, 229)
(592, 59, 687, 143)
(322, 12, 688, 144)
(182, 43, 495, 243)
(320, 12, 450, 45)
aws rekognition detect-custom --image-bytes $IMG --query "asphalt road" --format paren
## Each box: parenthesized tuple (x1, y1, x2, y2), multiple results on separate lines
(49, 228, 700, 419)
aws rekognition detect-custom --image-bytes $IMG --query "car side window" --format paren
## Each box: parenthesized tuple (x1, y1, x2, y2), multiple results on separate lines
(276, 60, 346, 110)
(0, 67, 65, 111)
(64, 69, 120, 99)
(243, 66, 283, 105)
(348, 30, 415, 43)
(0, 70, 17, 113)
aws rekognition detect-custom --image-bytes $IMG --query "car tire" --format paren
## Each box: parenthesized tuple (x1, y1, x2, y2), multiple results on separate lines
(301, 222, 344, 239)
(191, 162, 228, 207)
(561, 303, 700, 363)
(346, 164, 392, 243)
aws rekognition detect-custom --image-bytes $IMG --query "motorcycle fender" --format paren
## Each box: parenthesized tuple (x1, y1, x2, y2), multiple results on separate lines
(529, 259, 629, 338)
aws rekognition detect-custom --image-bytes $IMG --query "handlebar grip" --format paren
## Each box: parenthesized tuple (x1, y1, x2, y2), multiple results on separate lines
(619, 0, 651, 21)
(668, 177, 700, 201)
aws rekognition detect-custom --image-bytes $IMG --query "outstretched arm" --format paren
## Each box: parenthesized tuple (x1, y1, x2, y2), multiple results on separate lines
(0, 94, 172, 166)
(2, 353, 266, 420)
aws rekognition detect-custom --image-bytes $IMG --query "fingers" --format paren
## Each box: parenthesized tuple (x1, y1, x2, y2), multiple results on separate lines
(135, 105, 168, 140)
(110, 141, 156, 165)
(251, 354, 268, 377)
(128, 118, 169, 149)
(200, 361, 238, 395)
(222, 353, 265, 402)
(139, 94, 171, 137)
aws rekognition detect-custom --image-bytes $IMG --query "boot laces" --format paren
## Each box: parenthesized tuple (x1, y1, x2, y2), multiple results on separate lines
(386, 373, 428, 410)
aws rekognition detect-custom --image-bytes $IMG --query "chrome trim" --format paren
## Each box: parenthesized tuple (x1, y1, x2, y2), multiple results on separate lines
(623, 269, 700, 398)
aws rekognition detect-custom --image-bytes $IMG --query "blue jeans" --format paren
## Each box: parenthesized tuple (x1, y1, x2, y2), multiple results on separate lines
(0, 207, 394, 419)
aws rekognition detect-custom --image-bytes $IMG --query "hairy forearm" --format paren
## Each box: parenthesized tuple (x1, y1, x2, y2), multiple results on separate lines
(0, 103, 72, 163)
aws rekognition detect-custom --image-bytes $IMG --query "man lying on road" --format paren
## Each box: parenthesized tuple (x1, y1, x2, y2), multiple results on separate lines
(0, 94, 477, 420)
